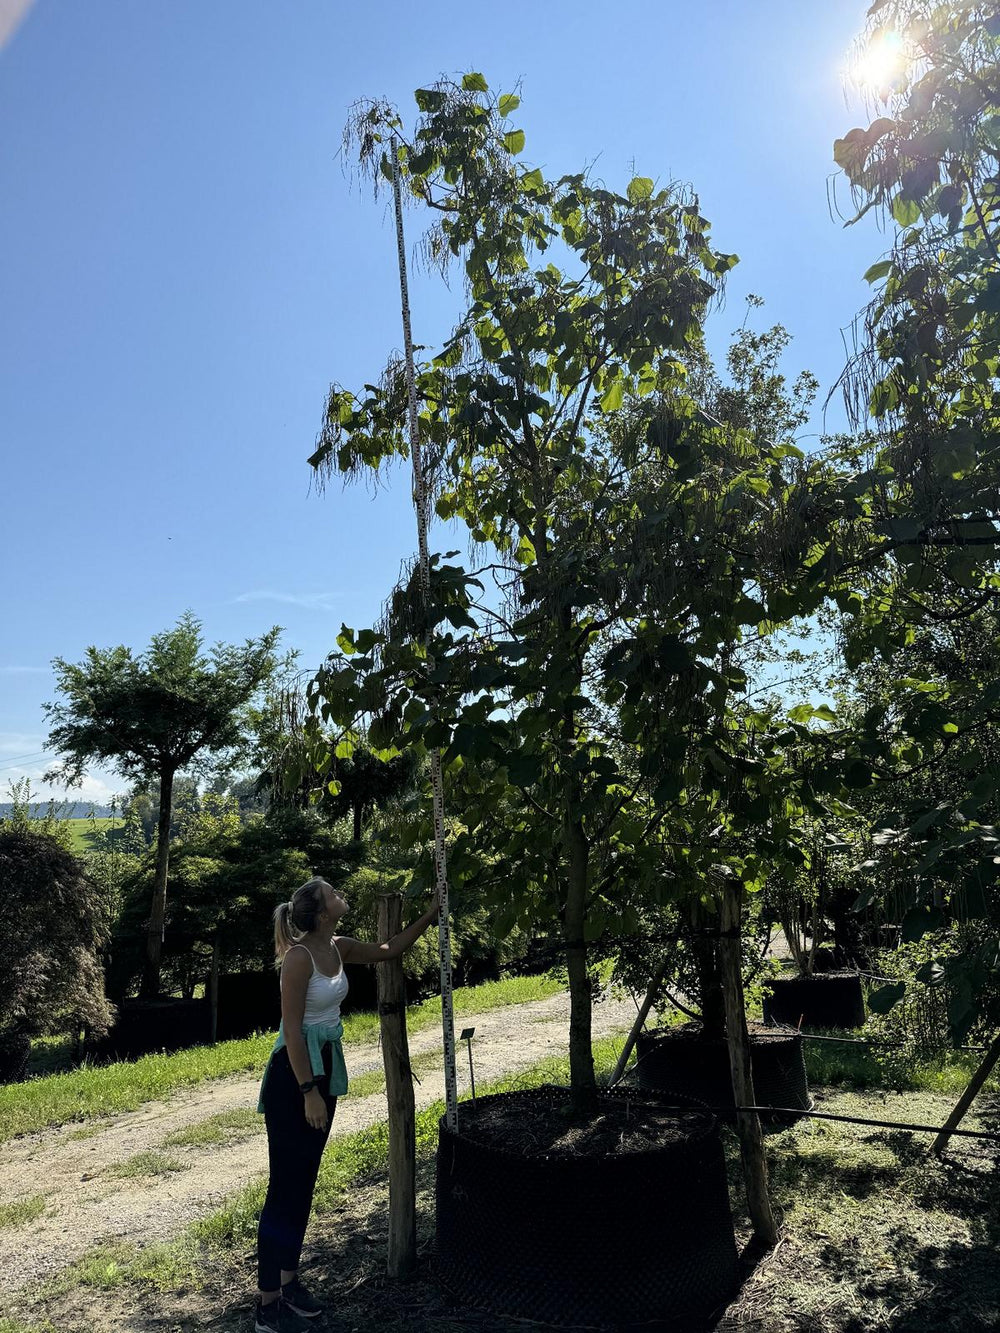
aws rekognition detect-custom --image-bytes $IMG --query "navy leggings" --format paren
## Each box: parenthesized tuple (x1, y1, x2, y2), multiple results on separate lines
(257, 1044, 338, 1291)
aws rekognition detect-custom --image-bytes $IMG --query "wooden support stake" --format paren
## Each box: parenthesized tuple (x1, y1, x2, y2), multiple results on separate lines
(377, 893, 416, 1277)
(608, 959, 668, 1087)
(715, 871, 778, 1247)
(932, 1028, 1000, 1157)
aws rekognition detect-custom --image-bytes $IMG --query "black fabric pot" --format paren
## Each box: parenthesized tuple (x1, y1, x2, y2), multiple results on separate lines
(635, 1022, 811, 1126)
(97, 997, 209, 1060)
(762, 971, 866, 1029)
(0, 1032, 31, 1084)
(435, 1086, 739, 1328)
(215, 971, 281, 1040)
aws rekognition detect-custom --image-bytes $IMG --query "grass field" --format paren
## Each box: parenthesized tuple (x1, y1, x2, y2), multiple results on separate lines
(62, 818, 114, 853)
(6, 994, 1000, 1331)
(34, 1032, 630, 1304)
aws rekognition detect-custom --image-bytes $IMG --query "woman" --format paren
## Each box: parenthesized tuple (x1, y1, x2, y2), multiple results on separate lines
(254, 875, 438, 1333)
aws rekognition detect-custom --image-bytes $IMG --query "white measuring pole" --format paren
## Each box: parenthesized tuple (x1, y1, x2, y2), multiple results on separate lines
(390, 145, 459, 1130)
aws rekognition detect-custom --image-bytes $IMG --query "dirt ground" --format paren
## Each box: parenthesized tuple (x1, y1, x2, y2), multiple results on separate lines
(0, 988, 636, 1299)
(20, 1083, 1000, 1333)
(7, 994, 1000, 1333)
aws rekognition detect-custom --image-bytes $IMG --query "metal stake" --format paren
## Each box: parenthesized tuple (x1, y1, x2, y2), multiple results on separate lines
(460, 1027, 477, 1107)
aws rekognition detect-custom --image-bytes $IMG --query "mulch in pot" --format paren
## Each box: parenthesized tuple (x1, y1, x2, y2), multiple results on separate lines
(435, 1084, 739, 1329)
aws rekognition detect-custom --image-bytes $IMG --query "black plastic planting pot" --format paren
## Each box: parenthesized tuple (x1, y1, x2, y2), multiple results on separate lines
(215, 971, 281, 1040)
(635, 1022, 811, 1126)
(435, 1086, 739, 1328)
(97, 997, 209, 1060)
(762, 971, 866, 1029)
(0, 1032, 31, 1084)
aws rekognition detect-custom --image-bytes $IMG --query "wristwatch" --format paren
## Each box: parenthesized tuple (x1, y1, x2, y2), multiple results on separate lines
(299, 1078, 318, 1094)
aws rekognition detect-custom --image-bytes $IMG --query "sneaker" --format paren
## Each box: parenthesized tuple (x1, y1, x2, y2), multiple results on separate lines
(254, 1296, 311, 1333)
(280, 1276, 324, 1320)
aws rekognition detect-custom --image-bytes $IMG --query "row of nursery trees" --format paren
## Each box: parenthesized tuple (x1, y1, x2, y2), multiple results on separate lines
(287, 0, 1000, 1124)
(0, 626, 530, 1055)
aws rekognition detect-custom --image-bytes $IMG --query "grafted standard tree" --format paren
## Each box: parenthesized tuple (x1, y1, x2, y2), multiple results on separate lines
(44, 613, 281, 996)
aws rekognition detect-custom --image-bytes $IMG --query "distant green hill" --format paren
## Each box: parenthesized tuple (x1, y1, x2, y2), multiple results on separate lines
(0, 802, 121, 820)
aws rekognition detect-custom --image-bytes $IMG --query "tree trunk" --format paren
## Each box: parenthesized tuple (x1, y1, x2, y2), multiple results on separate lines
(142, 766, 175, 998)
(807, 852, 825, 974)
(564, 800, 596, 1116)
(690, 898, 725, 1041)
(931, 1029, 1000, 1157)
(377, 894, 417, 1277)
(209, 936, 220, 1045)
(716, 871, 777, 1247)
(780, 912, 806, 974)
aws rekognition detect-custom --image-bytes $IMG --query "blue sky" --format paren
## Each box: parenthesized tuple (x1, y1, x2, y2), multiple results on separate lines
(1, 0, 886, 805)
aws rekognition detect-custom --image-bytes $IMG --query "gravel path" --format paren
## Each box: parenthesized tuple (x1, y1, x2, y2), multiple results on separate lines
(0, 989, 636, 1293)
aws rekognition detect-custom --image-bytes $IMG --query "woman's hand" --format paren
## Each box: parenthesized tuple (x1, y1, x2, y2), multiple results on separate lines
(304, 1087, 328, 1131)
(428, 896, 441, 924)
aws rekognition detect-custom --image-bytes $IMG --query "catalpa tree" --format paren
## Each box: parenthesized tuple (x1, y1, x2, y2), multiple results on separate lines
(305, 76, 862, 1111)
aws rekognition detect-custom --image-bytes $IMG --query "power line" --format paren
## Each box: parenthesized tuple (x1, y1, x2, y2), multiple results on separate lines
(0, 750, 51, 771)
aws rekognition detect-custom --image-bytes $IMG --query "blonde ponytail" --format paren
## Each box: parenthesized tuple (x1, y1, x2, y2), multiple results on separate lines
(273, 877, 328, 963)
(273, 902, 296, 961)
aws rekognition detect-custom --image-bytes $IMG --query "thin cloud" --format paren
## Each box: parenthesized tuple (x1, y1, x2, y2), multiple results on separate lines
(233, 590, 341, 611)
(0, 0, 35, 52)
(1, 766, 121, 807)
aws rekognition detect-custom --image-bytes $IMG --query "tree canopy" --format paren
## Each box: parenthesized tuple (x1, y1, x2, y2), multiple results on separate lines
(44, 613, 282, 995)
(303, 77, 864, 1109)
(0, 824, 113, 1040)
(827, 0, 1000, 1035)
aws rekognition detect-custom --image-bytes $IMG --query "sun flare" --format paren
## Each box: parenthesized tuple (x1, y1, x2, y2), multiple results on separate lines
(854, 28, 909, 93)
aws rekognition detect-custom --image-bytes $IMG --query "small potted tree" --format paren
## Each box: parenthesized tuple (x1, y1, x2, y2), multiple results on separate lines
(762, 828, 866, 1029)
(621, 886, 812, 1125)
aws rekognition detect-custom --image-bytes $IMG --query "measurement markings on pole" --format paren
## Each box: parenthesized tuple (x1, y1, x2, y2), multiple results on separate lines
(389, 145, 459, 1131)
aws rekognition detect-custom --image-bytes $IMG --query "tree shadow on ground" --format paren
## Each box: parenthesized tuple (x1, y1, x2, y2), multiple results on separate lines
(721, 1113, 1000, 1333)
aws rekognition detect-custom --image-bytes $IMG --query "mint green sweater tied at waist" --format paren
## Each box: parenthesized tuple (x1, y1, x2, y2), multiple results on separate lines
(256, 1019, 348, 1112)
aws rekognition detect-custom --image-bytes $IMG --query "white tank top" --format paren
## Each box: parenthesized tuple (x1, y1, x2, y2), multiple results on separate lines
(284, 944, 349, 1025)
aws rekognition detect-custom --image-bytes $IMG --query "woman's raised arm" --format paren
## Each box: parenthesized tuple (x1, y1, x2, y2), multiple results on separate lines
(336, 900, 439, 964)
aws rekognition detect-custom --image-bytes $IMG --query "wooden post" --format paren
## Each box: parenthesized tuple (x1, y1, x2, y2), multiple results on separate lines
(932, 1029, 1000, 1156)
(377, 893, 416, 1277)
(715, 870, 778, 1247)
(608, 960, 667, 1087)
